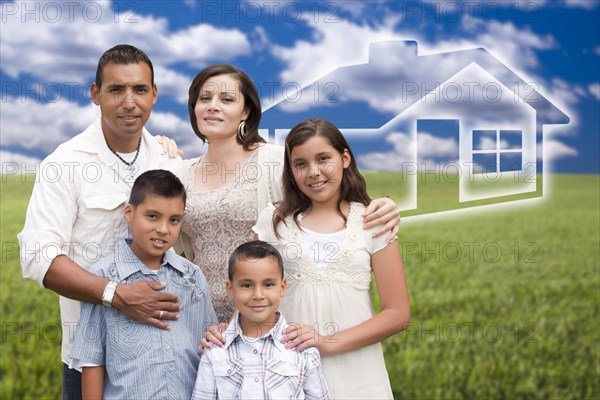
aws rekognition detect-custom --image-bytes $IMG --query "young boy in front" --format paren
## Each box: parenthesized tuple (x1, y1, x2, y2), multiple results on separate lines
(192, 240, 330, 399)
(70, 170, 217, 399)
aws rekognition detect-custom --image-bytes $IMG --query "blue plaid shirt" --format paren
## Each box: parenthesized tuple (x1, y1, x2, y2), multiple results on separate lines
(71, 239, 217, 400)
(192, 312, 330, 400)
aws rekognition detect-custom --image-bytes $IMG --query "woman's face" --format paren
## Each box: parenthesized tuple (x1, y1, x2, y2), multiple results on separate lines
(194, 74, 249, 143)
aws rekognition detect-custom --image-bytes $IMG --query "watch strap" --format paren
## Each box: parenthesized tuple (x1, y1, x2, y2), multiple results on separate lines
(102, 281, 118, 307)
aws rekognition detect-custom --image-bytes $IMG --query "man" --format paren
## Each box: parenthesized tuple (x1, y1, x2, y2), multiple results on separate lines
(18, 44, 182, 400)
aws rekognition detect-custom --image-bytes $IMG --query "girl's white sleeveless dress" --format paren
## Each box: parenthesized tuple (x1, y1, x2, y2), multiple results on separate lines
(254, 202, 395, 399)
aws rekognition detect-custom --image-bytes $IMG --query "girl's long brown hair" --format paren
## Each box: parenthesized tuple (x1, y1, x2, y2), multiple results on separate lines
(273, 118, 371, 238)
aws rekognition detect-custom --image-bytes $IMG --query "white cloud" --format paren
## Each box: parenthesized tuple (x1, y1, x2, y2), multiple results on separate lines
(563, 0, 599, 9)
(154, 66, 193, 104)
(358, 132, 413, 171)
(454, 20, 557, 71)
(594, 46, 600, 56)
(0, 97, 99, 152)
(477, 136, 497, 150)
(358, 131, 459, 171)
(420, 0, 549, 5)
(268, 17, 566, 113)
(538, 139, 578, 160)
(270, 16, 405, 89)
(588, 82, 600, 100)
(146, 111, 206, 158)
(0, 151, 41, 175)
(251, 26, 270, 52)
(417, 133, 458, 159)
(421, 0, 596, 9)
(269, 11, 558, 90)
(542, 78, 586, 106)
(533, 77, 584, 136)
(0, 97, 200, 158)
(156, 24, 250, 68)
(1, 1, 250, 98)
(268, 15, 581, 148)
(334, 1, 382, 19)
(360, 132, 577, 171)
(0, 0, 251, 158)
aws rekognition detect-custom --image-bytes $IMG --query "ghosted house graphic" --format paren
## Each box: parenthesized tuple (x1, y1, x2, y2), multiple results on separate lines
(260, 41, 569, 215)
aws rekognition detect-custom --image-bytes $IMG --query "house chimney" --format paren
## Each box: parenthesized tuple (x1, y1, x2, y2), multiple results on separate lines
(368, 40, 418, 63)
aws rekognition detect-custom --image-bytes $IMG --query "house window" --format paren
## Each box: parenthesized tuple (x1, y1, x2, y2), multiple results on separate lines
(472, 130, 523, 173)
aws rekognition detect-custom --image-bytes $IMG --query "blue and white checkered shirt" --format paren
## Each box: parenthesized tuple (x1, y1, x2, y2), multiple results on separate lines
(192, 312, 330, 399)
(71, 239, 217, 400)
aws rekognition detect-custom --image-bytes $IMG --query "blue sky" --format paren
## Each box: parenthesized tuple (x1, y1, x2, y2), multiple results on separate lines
(1, 0, 599, 174)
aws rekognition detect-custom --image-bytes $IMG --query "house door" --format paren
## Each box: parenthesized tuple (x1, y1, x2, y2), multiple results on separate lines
(416, 119, 460, 214)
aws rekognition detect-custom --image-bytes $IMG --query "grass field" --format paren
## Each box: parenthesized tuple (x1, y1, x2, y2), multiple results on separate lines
(1, 174, 599, 399)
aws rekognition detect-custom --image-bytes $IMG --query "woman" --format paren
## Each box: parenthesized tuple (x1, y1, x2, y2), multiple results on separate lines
(178, 64, 399, 323)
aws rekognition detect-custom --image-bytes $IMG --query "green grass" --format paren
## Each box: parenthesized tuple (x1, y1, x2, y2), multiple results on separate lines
(1, 174, 599, 399)
(1, 175, 63, 399)
(368, 174, 600, 399)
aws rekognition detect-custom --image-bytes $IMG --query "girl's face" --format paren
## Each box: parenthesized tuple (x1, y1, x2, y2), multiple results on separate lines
(194, 74, 249, 142)
(289, 135, 351, 208)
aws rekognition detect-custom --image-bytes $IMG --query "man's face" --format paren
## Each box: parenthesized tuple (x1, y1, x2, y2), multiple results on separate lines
(91, 62, 157, 150)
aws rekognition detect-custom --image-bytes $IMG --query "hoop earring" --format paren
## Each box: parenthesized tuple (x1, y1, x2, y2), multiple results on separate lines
(237, 120, 247, 141)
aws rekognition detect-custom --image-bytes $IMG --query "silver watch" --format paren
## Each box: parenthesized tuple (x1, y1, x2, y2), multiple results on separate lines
(102, 281, 118, 307)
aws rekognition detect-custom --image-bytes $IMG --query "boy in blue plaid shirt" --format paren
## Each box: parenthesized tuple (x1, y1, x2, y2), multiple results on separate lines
(71, 170, 217, 399)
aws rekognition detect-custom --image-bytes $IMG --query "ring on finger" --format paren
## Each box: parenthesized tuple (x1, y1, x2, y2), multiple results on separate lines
(159, 310, 164, 319)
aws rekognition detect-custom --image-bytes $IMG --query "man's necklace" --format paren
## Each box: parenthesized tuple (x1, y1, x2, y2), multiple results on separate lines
(106, 137, 142, 170)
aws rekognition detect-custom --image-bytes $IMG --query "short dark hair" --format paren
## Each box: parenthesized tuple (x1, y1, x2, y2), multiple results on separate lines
(95, 44, 154, 88)
(228, 240, 284, 281)
(188, 64, 264, 151)
(129, 170, 186, 207)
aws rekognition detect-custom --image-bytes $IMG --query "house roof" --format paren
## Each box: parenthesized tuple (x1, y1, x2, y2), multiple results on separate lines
(260, 40, 570, 130)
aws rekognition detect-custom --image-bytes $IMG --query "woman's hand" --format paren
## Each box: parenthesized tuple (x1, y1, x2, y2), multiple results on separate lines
(155, 135, 184, 158)
(282, 323, 323, 352)
(363, 197, 400, 243)
(198, 323, 228, 354)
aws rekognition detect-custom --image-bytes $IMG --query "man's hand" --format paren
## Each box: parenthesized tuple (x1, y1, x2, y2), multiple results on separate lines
(112, 280, 180, 330)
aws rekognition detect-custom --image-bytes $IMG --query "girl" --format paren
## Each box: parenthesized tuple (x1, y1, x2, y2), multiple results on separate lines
(173, 65, 401, 323)
(252, 118, 410, 399)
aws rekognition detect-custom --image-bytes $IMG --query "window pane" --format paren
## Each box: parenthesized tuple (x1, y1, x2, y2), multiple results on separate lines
(499, 130, 522, 150)
(500, 152, 522, 172)
(473, 130, 496, 150)
(472, 153, 497, 174)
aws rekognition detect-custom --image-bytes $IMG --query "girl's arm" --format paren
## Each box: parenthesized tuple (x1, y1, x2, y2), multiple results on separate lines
(82, 366, 104, 400)
(363, 197, 401, 242)
(285, 242, 410, 355)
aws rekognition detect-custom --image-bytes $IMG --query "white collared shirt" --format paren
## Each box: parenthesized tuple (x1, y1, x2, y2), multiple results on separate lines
(192, 312, 330, 400)
(17, 117, 183, 366)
